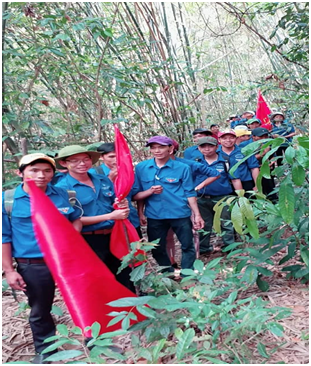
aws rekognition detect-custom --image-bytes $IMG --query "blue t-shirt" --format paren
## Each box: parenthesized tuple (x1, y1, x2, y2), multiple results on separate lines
(218, 145, 259, 182)
(2, 184, 81, 258)
(183, 146, 204, 161)
(272, 122, 295, 144)
(239, 138, 253, 148)
(175, 157, 220, 182)
(195, 155, 234, 196)
(56, 172, 115, 232)
(135, 158, 196, 219)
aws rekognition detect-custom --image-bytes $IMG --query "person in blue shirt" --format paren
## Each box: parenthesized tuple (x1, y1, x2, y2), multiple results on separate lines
(89, 142, 142, 238)
(183, 128, 213, 161)
(218, 130, 260, 194)
(2, 153, 82, 363)
(196, 137, 243, 254)
(270, 111, 296, 166)
(234, 126, 252, 146)
(134, 136, 204, 271)
(55, 145, 134, 291)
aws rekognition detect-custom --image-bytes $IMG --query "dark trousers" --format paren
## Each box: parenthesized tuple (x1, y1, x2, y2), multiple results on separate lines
(262, 176, 278, 202)
(242, 180, 255, 198)
(82, 233, 135, 292)
(147, 217, 195, 270)
(17, 263, 56, 356)
(197, 195, 235, 253)
(275, 146, 287, 166)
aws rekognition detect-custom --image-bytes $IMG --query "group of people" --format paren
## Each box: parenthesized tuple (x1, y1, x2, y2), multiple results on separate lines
(2, 109, 295, 363)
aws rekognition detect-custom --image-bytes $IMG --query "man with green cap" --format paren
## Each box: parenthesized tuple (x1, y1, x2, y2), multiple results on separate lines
(55, 145, 134, 291)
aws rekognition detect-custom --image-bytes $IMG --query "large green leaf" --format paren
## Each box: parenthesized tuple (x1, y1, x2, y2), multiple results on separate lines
(238, 197, 255, 220)
(245, 218, 259, 239)
(176, 328, 195, 360)
(284, 146, 296, 164)
(257, 342, 269, 358)
(44, 350, 83, 362)
(107, 296, 154, 307)
(213, 202, 226, 233)
(278, 181, 295, 224)
(231, 202, 244, 234)
(130, 264, 146, 282)
(292, 163, 305, 186)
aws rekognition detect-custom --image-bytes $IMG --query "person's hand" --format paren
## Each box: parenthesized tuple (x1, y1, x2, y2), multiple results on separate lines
(139, 213, 147, 226)
(193, 215, 205, 230)
(114, 198, 129, 209)
(150, 185, 163, 194)
(110, 208, 130, 220)
(5, 271, 26, 291)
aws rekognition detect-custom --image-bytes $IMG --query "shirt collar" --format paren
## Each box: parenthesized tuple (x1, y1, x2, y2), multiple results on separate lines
(15, 183, 54, 198)
(149, 157, 174, 169)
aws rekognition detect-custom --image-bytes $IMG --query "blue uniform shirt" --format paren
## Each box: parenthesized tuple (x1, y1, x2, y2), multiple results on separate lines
(183, 145, 204, 161)
(239, 138, 253, 148)
(2, 184, 81, 258)
(135, 158, 196, 219)
(89, 163, 111, 176)
(56, 172, 115, 232)
(175, 157, 220, 181)
(196, 155, 234, 196)
(218, 145, 259, 181)
(272, 122, 295, 145)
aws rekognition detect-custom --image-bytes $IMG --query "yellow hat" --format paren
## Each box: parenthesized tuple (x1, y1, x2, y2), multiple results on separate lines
(19, 153, 56, 168)
(235, 129, 252, 137)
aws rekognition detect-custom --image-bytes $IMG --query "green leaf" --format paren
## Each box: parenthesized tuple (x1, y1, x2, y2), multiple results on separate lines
(292, 163, 305, 186)
(104, 28, 113, 37)
(107, 296, 153, 307)
(245, 218, 259, 239)
(227, 291, 238, 304)
(256, 275, 269, 291)
(176, 328, 195, 360)
(260, 160, 271, 179)
(130, 264, 146, 282)
(242, 265, 258, 285)
(238, 197, 255, 220)
(107, 314, 126, 327)
(121, 315, 130, 330)
(51, 305, 63, 316)
(279, 181, 295, 224)
(257, 342, 269, 358)
(91, 322, 101, 338)
(231, 202, 244, 234)
(213, 202, 226, 233)
(300, 246, 309, 267)
(294, 267, 309, 278)
(284, 146, 296, 164)
(267, 322, 284, 337)
(152, 338, 166, 361)
(53, 33, 71, 41)
(204, 357, 229, 364)
(193, 259, 204, 273)
(56, 324, 69, 337)
(136, 305, 157, 318)
(44, 350, 83, 362)
(205, 257, 222, 269)
(256, 266, 273, 276)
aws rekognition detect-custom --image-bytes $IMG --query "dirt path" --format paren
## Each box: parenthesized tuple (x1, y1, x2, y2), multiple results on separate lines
(2, 239, 309, 364)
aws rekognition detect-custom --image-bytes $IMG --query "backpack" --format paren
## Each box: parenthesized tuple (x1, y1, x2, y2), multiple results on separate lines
(4, 188, 76, 220)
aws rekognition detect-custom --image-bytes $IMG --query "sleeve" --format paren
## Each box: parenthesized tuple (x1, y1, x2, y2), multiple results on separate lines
(2, 192, 12, 244)
(183, 147, 192, 160)
(130, 174, 140, 197)
(196, 163, 220, 178)
(246, 154, 260, 169)
(181, 165, 196, 198)
(134, 165, 144, 192)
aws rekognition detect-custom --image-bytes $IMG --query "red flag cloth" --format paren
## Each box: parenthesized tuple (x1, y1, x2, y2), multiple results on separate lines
(110, 125, 144, 262)
(28, 180, 144, 337)
(256, 89, 272, 130)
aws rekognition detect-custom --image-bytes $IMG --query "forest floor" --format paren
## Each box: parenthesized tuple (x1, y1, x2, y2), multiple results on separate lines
(2, 236, 309, 364)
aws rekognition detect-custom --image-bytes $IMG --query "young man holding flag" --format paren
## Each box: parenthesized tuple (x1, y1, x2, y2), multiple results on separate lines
(2, 153, 82, 363)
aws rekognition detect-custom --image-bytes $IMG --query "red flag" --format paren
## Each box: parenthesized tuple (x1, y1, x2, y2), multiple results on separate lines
(110, 125, 145, 262)
(28, 180, 145, 337)
(256, 90, 272, 130)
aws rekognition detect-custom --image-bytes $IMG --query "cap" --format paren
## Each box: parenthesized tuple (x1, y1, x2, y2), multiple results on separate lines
(145, 136, 173, 147)
(197, 136, 218, 146)
(234, 125, 249, 131)
(229, 114, 238, 119)
(235, 129, 252, 137)
(270, 111, 285, 119)
(171, 139, 179, 152)
(97, 142, 115, 153)
(192, 128, 213, 136)
(218, 130, 236, 138)
(251, 127, 270, 137)
(247, 118, 261, 125)
(19, 153, 56, 168)
(243, 110, 255, 116)
(55, 145, 101, 169)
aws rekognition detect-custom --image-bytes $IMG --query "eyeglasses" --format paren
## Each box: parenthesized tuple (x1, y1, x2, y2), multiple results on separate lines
(65, 157, 92, 165)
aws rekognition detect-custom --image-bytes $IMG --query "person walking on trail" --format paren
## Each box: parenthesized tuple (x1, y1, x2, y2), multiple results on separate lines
(183, 128, 213, 161)
(218, 130, 260, 194)
(195, 137, 242, 255)
(89, 142, 142, 238)
(134, 136, 205, 272)
(2, 153, 82, 364)
(54, 145, 134, 292)
(270, 111, 296, 166)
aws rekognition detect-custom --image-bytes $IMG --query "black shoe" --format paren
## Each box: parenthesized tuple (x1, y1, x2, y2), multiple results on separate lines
(31, 354, 51, 364)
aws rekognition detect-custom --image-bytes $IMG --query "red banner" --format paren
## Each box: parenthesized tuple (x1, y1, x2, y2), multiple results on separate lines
(256, 90, 272, 130)
(28, 180, 144, 336)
